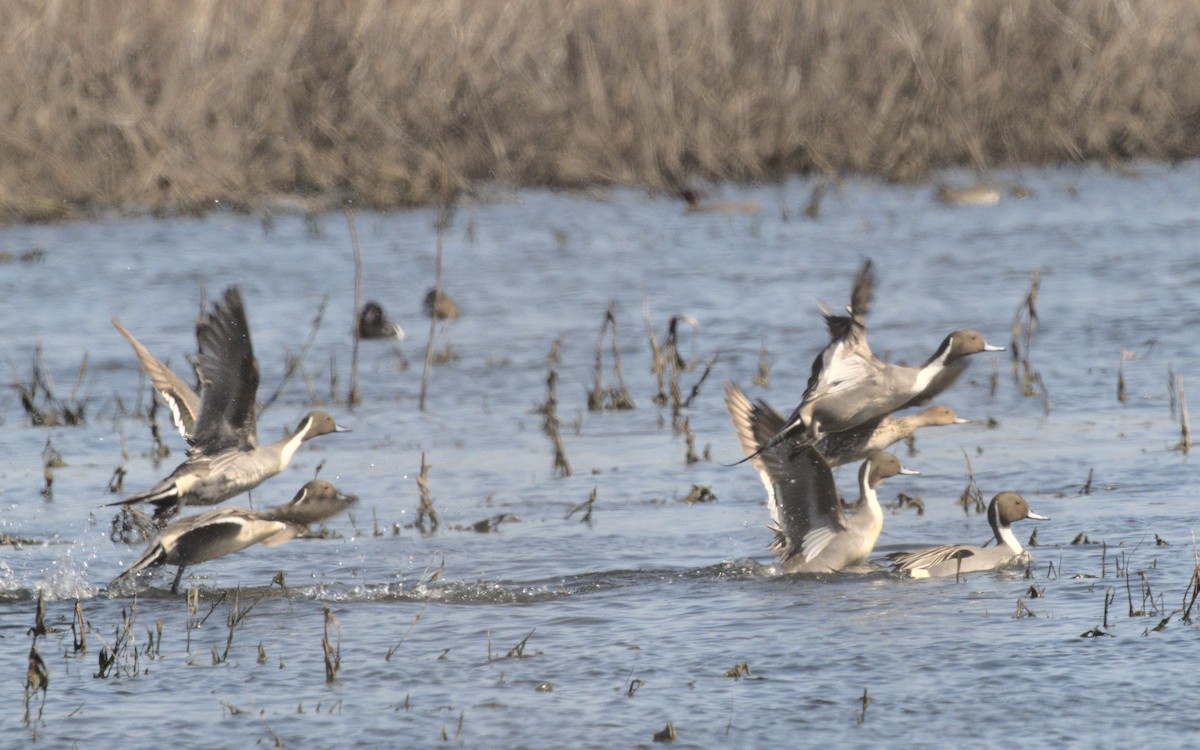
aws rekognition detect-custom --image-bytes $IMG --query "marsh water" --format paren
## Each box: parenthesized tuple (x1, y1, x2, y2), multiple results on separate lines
(2, 163, 1199, 748)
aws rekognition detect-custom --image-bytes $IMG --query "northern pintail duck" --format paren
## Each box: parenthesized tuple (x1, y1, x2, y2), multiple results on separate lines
(725, 382, 966, 471)
(751, 260, 1002, 459)
(680, 189, 760, 215)
(936, 183, 1001, 206)
(423, 288, 461, 320)
(113, 287, 348, 519)
(357, 301, 405, 340)
(886, 492, 1048, 578)
(755, 446, 917, 574)
(111, 479, 358, 593)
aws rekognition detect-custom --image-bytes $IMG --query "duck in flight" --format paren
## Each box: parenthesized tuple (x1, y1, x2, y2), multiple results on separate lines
(725, 381, 966, 473)
(112, 287, 347, 519)
(111, 479, 358, 593)
(745, 260, 1002, 463)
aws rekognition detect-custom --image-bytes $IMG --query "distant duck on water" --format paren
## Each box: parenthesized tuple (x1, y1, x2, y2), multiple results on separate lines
(357, 301, 405, 340)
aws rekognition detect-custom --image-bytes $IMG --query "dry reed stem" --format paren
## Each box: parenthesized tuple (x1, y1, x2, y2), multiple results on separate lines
(956, 449, 985, 514)
(346, 208, 362, 407)
(323, 605, 342, 685)
(5, 2, 1200, 220)
(1177, 371, 1192, 453)
(589, 304, 635, 411)
(419, 161, 454, 411)
(72, 600, 87, 654)
(535, 351, 573, 477)
(754, 337, 770, 387)
(415, 452, 440, 534)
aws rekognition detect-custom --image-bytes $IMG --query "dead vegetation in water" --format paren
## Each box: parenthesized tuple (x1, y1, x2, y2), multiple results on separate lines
(10, 345, 90, 426)
(1010, 268, 1048, 413)
(4, 2, 1200, 221)
(955, 450, 985, 514)
(534, 339, 572, 478)
(420, 174, 458, 411)
(323, 605, 342, 685)
(589, 304, 635, 411)
(414, 452, 440, 535)
(1173, 370, 1191, 454)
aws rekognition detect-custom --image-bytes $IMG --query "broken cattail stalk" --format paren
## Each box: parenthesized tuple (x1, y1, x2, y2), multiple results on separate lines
(754, 336, 770, 386)
(1177, 371, 1191, 454)
(588, 303, 635, 411)
(956, 449, 985, 514)
(565, 487, 597, 523)
(323, 605, 342, 684)
(535, 355, 572, 478)
(73, 600, 87, 653)
(415, 452, 440, 534)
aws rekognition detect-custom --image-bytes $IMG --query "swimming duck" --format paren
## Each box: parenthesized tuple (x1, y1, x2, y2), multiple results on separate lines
(111, 479, 359, 593)
(750, 260, 1002, 459)
(724, 382, 966, 471)
(886, 492, 1049, 578)
(423, 288, 461, 320)
(357, 301, 405, 340)
(936, 183, 1001, 206)
(756, 446, 918, 574)
(113, 287, 348, 519)
(680, 188, 760, 215)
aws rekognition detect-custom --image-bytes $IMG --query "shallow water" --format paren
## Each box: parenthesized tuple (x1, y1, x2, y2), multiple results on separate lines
(2, 163, 1199, 747)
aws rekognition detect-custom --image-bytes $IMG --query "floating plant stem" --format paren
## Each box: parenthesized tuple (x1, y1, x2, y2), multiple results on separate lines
(1079, 467, 1094, 495)
(858, 687, 870, 725)
(504, 628, 537, 659)
(681, 354, 717, 410)
(565, 487, 598, 523)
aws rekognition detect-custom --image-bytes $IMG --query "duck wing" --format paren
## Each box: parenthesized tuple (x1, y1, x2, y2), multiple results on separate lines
(192, 287, 260, 454)
(724, 383, 787, 456)
(112, 316, 201, 444)
(886, 544, 978, 572)
(758, 442, 847, 565)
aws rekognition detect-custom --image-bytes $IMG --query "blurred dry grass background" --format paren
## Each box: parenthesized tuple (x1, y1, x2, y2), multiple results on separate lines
(2, 0, 1199, 221)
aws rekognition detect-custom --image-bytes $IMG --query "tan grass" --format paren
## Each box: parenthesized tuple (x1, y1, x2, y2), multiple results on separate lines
(2, 1, 1199, 220)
